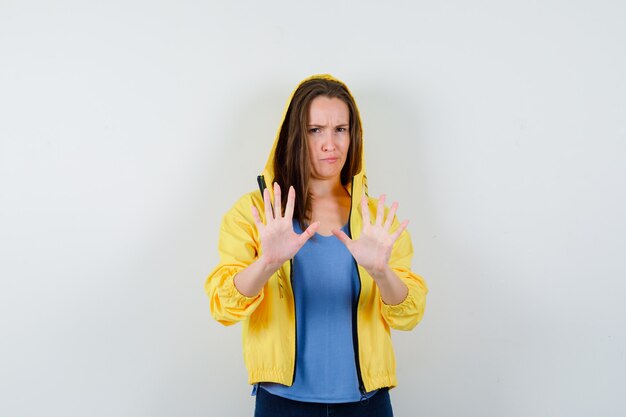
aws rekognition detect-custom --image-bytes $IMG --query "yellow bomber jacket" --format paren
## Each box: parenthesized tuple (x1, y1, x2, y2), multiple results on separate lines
(204, 74, 428, 393)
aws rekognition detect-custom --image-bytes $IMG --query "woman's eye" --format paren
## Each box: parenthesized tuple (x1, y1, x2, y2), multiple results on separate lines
(336, 127, 347, 132)
(309, 128, 321, 133)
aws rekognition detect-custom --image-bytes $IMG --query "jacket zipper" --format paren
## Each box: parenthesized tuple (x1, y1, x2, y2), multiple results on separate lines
(349, 179, 367, 401)
(258, 175, 298, 385)
(290, 258, 298, 385)
(352, 265, 367, 401)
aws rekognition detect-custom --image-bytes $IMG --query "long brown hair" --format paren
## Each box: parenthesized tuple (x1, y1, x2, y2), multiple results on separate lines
(273, 77, 363, 228)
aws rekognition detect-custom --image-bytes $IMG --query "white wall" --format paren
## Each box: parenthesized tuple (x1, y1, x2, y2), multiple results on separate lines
(1, 1, 625, 416)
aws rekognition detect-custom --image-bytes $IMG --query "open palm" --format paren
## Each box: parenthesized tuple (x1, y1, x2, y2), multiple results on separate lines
(252, 183, 319, 269)
(333, 194, 408, 277)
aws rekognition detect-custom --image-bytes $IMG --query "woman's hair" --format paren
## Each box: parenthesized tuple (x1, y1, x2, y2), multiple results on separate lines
(273, 78, 363, 228)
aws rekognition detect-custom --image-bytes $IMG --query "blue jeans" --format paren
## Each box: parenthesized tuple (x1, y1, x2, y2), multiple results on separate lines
(254, 386, 394, 417)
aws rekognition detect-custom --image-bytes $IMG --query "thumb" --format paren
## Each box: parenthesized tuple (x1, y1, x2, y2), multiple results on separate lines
(332, 228, 352, 248)
(298, 221, 320, 246)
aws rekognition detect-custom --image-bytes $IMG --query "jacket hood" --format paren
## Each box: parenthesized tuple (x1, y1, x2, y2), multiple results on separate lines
(259, 74, 368, 204)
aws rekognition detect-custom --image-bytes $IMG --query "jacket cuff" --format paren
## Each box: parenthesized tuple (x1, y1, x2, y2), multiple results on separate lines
(381, 291, 415, 315)
(218, 275, 264, 308)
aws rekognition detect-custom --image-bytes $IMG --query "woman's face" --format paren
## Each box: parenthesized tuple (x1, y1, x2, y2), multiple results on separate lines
(306, 96, 350, 181)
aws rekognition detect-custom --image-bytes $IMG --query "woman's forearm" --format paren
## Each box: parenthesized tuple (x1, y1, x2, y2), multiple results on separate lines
(369, 266, 409, 306)
(233, 255, 282, 297)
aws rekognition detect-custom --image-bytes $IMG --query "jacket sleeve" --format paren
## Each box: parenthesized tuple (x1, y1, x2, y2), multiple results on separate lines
(379, 223, 428, 331)
(205, 194, 265, 326)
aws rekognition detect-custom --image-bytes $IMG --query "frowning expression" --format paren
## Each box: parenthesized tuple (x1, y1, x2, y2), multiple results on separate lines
(306, 96, 350, 181)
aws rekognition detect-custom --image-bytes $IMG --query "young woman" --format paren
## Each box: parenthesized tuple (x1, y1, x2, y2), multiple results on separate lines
(206, 75, 428, 417)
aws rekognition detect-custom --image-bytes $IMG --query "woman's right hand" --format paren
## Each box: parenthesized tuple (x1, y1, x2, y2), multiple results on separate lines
(251, 183, 319, 271)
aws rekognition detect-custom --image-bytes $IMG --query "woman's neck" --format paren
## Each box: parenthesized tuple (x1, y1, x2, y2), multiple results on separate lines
(308, 177, 351, 236)
(308, 177, 347, 198)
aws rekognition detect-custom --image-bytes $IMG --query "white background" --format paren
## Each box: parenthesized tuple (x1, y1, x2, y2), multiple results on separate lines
(1, 1, 625, 416)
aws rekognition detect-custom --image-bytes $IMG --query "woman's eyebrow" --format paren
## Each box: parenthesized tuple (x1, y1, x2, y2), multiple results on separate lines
(307, 122, 349, 128)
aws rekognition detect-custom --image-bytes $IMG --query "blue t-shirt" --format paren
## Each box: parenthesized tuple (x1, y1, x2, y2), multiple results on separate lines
(259, 221, 377, 403)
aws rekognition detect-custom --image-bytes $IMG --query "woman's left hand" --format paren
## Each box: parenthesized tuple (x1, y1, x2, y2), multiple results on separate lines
(332, 194, 408, 279)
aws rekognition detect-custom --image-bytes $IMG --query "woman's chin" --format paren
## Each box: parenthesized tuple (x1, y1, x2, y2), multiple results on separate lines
(311, 170, 343, 181)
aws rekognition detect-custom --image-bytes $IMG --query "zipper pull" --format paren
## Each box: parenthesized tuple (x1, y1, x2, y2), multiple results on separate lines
(359, 386, 369, 404)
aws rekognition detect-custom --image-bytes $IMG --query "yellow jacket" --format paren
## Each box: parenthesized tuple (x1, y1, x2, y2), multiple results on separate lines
(205, 74, 428, 393)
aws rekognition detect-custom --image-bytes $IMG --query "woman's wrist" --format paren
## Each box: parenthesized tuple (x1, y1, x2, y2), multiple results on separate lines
(233, 256, 282, 298)
(369, 265, 409, 306)
(367, 264, 393, 282)
(258, 254, 284, 275)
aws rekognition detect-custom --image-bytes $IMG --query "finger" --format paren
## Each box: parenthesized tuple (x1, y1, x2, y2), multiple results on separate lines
(273, 182, 282, 218)
(263, 187, 273, 221)
(298, 221, 320, 246)
(390, 219, 409, 243)
(375, 194, 386, 226)
(284, 186, 295, 219)
(383, 201, 399, 230)
(361, 195, 370, 225)
(332, 228, 352, 248)
(251, 205, 263, 226)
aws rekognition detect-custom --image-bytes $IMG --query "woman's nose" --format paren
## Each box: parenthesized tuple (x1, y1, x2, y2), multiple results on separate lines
(321, 133, 336, 151)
